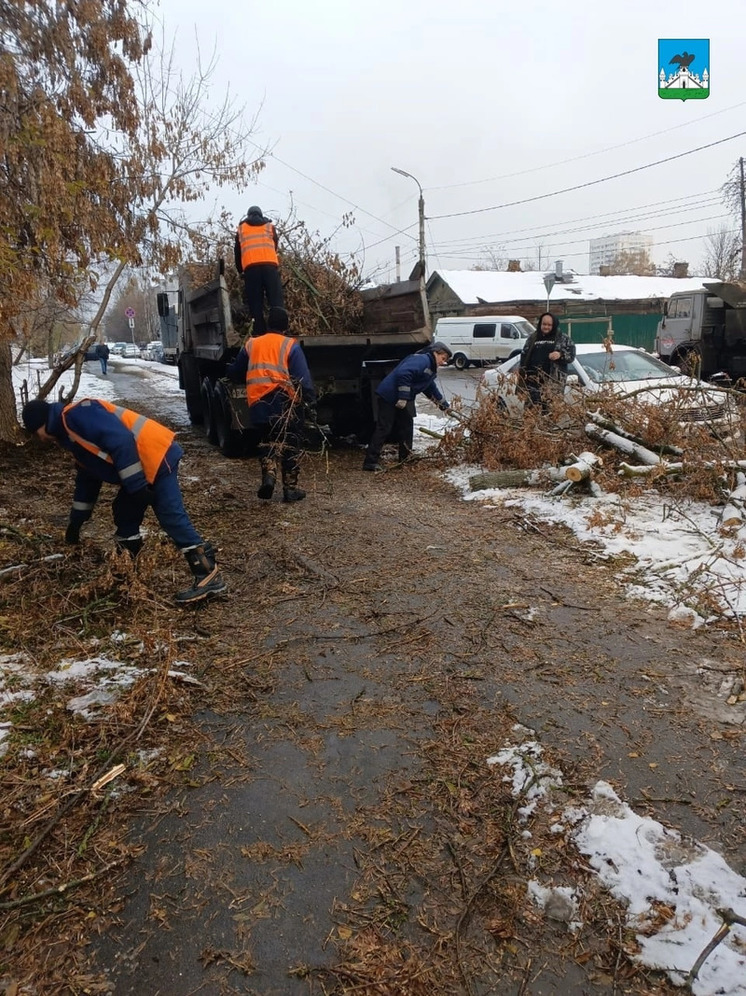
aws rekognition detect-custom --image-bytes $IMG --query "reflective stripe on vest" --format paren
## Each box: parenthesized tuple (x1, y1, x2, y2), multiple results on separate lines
(244, 335, 298, 406)
(61, 399, 176, 483)
(237, 221, 278, 268)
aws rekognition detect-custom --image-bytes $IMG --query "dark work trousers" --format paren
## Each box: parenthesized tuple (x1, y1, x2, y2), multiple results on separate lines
(98, 357, 108, 375)
(242, 264, 285, 334)
(110, 461, 204, 549)
(364, 398, 415, 466)
(256, 406, 303, 486)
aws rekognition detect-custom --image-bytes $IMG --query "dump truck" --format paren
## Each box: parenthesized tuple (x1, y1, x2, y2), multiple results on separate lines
(156, 290, 179, 365)
(655, 280, 746, 382)
(162, 260, 431, 456)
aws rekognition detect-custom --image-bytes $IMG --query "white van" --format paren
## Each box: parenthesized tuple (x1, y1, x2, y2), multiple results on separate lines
(434, 315, 534, 369)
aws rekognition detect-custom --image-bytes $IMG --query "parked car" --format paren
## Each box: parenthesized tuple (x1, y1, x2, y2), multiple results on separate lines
(109, 342, 127, 355)
(141, 341, 164, 361)
(434, 315, 534, 370)
(477, 343, 742, 440)
(122, 343, 141, 358)
(53, 341, 97, 365)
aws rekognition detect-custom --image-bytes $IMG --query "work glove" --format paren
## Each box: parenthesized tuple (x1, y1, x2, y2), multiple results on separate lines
(437, 399, 452, 413)
(65, 520, 82, 545)
(395, 399, 408, 409)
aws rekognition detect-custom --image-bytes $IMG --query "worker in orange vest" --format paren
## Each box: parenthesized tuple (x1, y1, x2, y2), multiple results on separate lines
(20, 398, 226, 605)
(234, 205, 285, 334)
(225, 306, 315, 502)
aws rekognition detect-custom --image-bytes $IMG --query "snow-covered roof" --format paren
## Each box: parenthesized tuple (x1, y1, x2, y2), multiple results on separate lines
(429, 269, 709, 305)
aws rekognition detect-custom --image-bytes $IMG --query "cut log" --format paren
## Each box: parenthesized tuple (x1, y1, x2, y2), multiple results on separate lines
(584, 423, 661, 465)
(565, 451, 603, 482)
(469, 468, 565, 491)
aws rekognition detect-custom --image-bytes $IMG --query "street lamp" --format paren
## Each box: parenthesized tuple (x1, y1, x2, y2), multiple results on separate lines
(391, 166, 431, 331)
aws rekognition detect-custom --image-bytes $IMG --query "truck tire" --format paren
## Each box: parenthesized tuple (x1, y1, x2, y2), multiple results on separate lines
(453, 353, 469, 370)
(200, 378, 219, 444)
(180, 355, 204, 424)
(213, 380, 243, 458)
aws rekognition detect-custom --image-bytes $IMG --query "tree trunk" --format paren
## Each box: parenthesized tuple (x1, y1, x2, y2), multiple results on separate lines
(565, 451, 603, 482)
(0, 340, 23, 443)
(584, 423, 661, 465)
(469, 468, 565, 491)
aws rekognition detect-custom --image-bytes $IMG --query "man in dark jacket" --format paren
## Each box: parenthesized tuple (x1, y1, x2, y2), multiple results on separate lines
(95, 341, 110, 375)
(234, 205, 285, 334)
(225, 306, 315, 502)
(518, 312, 576, 409)
(21, 398, 226, 604)
(362, 342, 453, 472)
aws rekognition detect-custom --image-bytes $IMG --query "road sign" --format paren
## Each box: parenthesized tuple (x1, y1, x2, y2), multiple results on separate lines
(128, 318, 135, 329)
(125, 307, 135, 318)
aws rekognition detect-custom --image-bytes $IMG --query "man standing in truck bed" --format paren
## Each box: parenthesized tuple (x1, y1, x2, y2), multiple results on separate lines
(234, 205, 285, 334)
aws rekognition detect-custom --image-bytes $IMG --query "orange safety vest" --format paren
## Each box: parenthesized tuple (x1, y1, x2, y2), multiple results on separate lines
(244, 334, 298, 406)
(237, 221, 278, 269)
(61, 399, 175, 484)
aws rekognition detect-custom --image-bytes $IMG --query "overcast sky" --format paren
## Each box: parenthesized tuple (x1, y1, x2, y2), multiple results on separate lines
(153, 0, 744, 281)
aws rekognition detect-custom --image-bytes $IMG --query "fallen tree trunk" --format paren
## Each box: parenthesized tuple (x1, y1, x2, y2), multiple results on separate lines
(584, 423, 661, 465)
(565, 451, 603, 482)
(587, 410, 683, 456)
(469, 468, 565, 491)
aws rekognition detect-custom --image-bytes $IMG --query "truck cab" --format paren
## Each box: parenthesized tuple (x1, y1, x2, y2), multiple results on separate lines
(655, 281, 746, 381)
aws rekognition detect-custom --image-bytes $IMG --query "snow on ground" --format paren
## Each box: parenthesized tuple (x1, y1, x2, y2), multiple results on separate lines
(6, 357, 746, 992)
(490, 727, 746, 996)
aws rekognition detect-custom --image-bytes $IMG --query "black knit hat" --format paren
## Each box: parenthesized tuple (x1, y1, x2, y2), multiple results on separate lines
(268, 306, 289, 332)
(247, 205, 264, 218)
(22, 399, 50, 433)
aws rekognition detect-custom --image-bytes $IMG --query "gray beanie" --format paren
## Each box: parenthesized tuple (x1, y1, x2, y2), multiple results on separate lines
(22, 399, 50, 433)
(431, 341, 453, 358)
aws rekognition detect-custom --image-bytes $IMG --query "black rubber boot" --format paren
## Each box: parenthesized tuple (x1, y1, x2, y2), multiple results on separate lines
(282, 467, 305, 503)
(283, 486, 306, 502)
(114, 535, 144, 559)
(176, 542, 227, 605)
(257, 459, 276, 500)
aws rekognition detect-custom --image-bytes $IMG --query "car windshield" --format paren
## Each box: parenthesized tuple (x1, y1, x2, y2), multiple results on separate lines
(580, 350, 683, 384)
(515, 321, 534, 337)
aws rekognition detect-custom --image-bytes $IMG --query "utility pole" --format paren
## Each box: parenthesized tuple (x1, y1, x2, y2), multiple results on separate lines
(395, 246, 401, 283)
(391, 167, 431, 331)
(740, 156, 746, 280)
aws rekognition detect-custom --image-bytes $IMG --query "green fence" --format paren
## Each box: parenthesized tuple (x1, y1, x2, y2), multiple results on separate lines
(563, 313, 661, 351)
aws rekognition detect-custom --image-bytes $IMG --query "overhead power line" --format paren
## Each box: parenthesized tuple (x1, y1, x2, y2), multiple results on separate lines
(429, 100, 746, 191)
(430, 132, 746, 221)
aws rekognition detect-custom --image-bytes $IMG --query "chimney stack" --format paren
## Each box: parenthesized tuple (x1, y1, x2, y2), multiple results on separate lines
(673, 261, 689, 278)
(507, 259, 522, 272)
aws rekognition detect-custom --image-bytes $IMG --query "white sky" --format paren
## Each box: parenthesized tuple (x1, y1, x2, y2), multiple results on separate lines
(151, 0, 745, 281)
(6, 355, 746, 988)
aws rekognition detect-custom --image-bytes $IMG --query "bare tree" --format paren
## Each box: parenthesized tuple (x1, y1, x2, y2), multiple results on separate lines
(701, 226, 741, 280)
(606, 248, 656, 276)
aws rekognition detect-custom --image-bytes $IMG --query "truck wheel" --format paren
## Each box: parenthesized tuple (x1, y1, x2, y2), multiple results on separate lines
(453, 353, 468, 370)
(200, 378, 218, 444)
(213, 381, 243, 458)
(180, 355, 204, 424)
